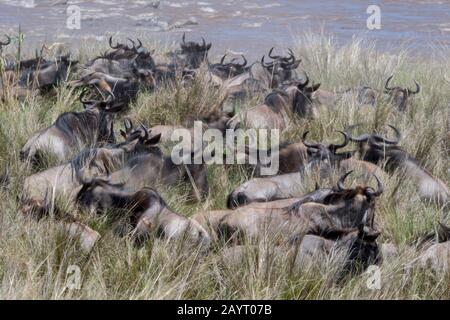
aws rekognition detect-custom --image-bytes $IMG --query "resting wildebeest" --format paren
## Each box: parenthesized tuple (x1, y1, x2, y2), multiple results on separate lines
(227, 76, 321, 131)
(208, 54, 249, 85)
(100, 126, 209, 201)
(21, 120, 154, 217)
(75, 179, 211, 248)
(19, 55, 78, 92)
(168, 33, 211, 70)
(221, 47, 302, 92)
(196, 171, 383, 245)
(20, 90, 122, 164)
(219, 224, 381, 281)
(384, 75, 420, 111)
(346, 124, 449, 206)
(227, 131, 386, 208)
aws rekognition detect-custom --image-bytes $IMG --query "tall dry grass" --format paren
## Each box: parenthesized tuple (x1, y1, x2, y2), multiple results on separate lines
(0, 32, 449, 299)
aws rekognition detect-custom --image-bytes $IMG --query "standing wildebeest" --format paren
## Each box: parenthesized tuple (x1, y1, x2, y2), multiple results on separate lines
(75, 179, 211, 248)
(20, 90, 122, 164)
(346, 124, 449, 206)
(384, 75, 420, 111)
(227, 76, 321, 131)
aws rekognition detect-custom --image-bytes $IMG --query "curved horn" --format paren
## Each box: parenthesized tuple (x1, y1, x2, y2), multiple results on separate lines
(182, 33, 186, 45)
(345, 124, 371, 143)
(372, 174, 384, 196)
(302, 131, 321, 149)
(201, 37, 206, 49)
(373, 125, 402, 145)
(297, 74, 310, 90)
(385, 75, 395, 91)
(109, 36, 119, 49)
(137, 38, 143, 49)
(261, 55, 273, 68)
(240, 55, 247, 67)
(0, 35, 11, 46)
(79, 88, 95, 105)
(337, 171, 353, 191)
(286, 48, 296, 63)
(220, 54, 227, 65)
(268, 47, 280, 60)
(329, 131, 350, 151)
(127, 38, 136, 51)
(407, 80, 420, 95)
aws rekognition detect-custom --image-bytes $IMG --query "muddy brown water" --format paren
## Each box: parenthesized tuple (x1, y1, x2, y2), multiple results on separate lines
(0, 0, 449, 60)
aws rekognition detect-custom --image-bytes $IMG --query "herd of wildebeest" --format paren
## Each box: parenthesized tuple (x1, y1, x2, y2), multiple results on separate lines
(0, 33, 449, 282)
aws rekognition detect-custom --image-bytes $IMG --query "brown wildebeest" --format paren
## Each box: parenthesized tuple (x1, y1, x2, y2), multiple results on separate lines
(75, 179, 211, 248)
(346, 124, 449, 206)
(20, 90, 122, 164)
(227, 76, 321, 131)
(384, 75, 420, 111)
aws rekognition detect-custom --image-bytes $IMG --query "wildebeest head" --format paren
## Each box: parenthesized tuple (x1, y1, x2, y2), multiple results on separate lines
(384, 75, 420, 111)
(302, 130, 354, 166)
(261, 47, 301, 87)
(210, 54, 249, 79)
(179, 33, 212, 69)
(345, 124, 403, 167)
(76, 176, 126, 213)
(286, 75, 321, 118)
(337, 224, 382, 281)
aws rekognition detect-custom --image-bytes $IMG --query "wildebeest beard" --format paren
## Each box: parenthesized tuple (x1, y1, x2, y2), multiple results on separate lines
(54, 109, 114, 148)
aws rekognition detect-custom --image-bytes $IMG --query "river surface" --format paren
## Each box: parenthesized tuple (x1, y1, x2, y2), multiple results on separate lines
(0, 0, 449, 59)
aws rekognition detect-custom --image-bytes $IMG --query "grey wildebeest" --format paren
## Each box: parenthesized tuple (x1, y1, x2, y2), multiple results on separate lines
(75, 179, 211, 248)
(219, 224, 381, 281)
(20, 120, 155, 218)
(227, 131, 386, 208)
(168, 33, 212, 70)
(227, 76, 321, 131)
(346, 124, 449, 206)
(195, 171, 383, 245)
(20, 89, 122, 164)
(384, 75, 420, 111)
(208, 54, 249, 86)
(99, 126, 209, 201)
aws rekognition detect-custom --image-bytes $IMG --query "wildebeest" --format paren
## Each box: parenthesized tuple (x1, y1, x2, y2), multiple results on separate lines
(227, 76, 321, 131)
(196, 171, 383, 245)
(208, 54, 249, 85)
(219, 224, 381, 281)
(20, 89, 122, 164)
(101, 126, 209, 201)
(384, 75, 420, 111)
(21, 120, 153, 217)
(21, 55, 78, 92)
(346, 124, 449, 206)
(169, 33, 212, 70)
(75, 179, 211, 248)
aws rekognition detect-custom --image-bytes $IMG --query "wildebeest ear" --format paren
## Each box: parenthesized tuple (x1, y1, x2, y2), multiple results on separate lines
(144, 133, 161, 145)
(306, 83, 321, 93)
(206, 43, 212, 51)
